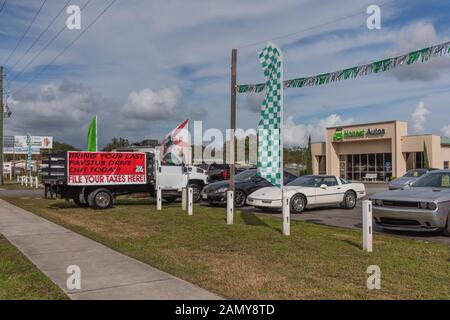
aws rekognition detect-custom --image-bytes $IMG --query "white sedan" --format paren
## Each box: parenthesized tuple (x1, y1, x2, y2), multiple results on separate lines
(247, 175, 366, 213)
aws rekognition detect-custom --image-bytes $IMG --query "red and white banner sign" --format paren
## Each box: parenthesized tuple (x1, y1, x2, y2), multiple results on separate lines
(67, 151, 147, 186)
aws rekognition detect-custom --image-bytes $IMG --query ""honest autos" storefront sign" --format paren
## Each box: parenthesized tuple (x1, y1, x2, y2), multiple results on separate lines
(333, 128, 386, 142)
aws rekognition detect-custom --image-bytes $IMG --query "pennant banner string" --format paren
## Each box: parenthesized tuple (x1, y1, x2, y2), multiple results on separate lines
(237, 41, 450, 93)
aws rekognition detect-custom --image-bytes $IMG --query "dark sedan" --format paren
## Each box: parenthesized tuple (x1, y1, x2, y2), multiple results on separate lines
(201, 169, 297, 207)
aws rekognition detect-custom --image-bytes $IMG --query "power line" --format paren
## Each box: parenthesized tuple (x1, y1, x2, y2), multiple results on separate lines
(0, 0, 7, 15)
(11, 0, 93, 83)
(3, 0, 48, 65)
(238, 0, 397, 49)
(10, 0, 72, 71)
(13, 0, 117, 94)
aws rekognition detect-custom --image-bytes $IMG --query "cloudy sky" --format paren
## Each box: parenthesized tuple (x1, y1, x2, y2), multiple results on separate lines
(1, 0, 450, 149)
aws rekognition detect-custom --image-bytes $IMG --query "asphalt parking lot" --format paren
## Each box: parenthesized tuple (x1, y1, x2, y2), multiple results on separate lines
(237, 183, 450, 245)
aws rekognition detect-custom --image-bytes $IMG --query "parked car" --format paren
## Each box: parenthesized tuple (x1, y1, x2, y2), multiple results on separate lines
(389, 168, 438, 190)
(247, 175, 366, 213)
(371, 169, 450, 236)
(207, 163, 232, 182)
(201, 169, 297, 207)
(206, 163, 255, 183)
(174, 165, 209, 203)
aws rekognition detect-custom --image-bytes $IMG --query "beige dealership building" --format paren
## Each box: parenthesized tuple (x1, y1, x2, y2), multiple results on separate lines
(311, 120, 450, 181)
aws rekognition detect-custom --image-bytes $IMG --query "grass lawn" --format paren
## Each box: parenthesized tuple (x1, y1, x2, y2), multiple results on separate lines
(2, 196, 449, 300)
(0, 180, 39, 190)
(0, 235, 67, 300)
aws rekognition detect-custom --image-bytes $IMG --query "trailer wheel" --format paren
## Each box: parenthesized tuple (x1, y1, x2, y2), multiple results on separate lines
(87, 188, 113, 209)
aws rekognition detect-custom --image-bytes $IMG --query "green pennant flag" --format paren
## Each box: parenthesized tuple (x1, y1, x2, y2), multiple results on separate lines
(87, 116, 97, 152)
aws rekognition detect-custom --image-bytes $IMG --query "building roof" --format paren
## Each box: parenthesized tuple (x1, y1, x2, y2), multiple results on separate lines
(326, 120, 401, 130)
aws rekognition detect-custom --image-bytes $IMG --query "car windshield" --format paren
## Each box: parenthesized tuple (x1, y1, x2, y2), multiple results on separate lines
(235, 169, 256, 181)
(287, 176, 323, 187)
(403, 169, 427, 178)
(411, 172, 450, 188)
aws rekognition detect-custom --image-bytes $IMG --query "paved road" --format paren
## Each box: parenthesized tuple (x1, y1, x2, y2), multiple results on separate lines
(239, 184, 450, 245)
(0, 199, 221, 300)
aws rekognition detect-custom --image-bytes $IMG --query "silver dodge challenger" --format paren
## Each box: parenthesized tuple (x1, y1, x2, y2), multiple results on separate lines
(371, 169, 450, 236)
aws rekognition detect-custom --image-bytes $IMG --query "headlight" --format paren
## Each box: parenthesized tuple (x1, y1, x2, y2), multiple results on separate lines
(428, 202, 437, 210)
(374, 199, 383, 206)
(215, 187, 228, 194)
(419, 202, 428, 209)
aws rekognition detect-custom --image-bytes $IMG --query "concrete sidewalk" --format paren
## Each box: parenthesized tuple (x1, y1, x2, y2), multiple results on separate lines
(0, 199, 221, 300)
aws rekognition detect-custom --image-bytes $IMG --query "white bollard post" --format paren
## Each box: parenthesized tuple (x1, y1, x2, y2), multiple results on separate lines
(362, 200, 373, 252)
(181, 187, 187, 211)
(282, 193, 290, 236)
(156, 185, 162, 211)
(227, 190, 234, 225)
(187, 187, 193, 216)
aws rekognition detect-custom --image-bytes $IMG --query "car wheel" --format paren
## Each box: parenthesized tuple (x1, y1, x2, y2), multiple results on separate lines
(188, 184, 202, 203)
(234, 190, 246, 207)
(443, 213, 450, 237)
(342, 191, 357, 209)
(290, 194, 306, 213)
(88, 188, 113, 210)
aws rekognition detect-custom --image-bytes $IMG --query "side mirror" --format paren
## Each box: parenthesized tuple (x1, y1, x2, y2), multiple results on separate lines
(403, 182, 413, 189)
(320, 184, 328, 189)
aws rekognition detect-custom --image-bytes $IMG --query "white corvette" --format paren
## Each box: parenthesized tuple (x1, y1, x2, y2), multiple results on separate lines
(247, 175, 366, 213)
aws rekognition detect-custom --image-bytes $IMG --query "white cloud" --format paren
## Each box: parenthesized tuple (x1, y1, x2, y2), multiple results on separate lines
(441, 125, 450, 137)
(391, 22, 450, 81)
(122, 87, 184, 121)
(9, 81, 104, 129)
(244, 92, 265, 113)
(283, 114, 353, 146)
(411, 101, 430, 133)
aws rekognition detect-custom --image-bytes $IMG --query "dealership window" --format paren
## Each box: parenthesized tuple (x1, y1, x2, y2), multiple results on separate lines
(341, 153, 392, 181)
(415, 152, 424, 169)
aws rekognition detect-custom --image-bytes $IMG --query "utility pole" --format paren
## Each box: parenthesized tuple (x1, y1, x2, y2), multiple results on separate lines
(0, 66, 4, 186)
(229, 49, 237, 192)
